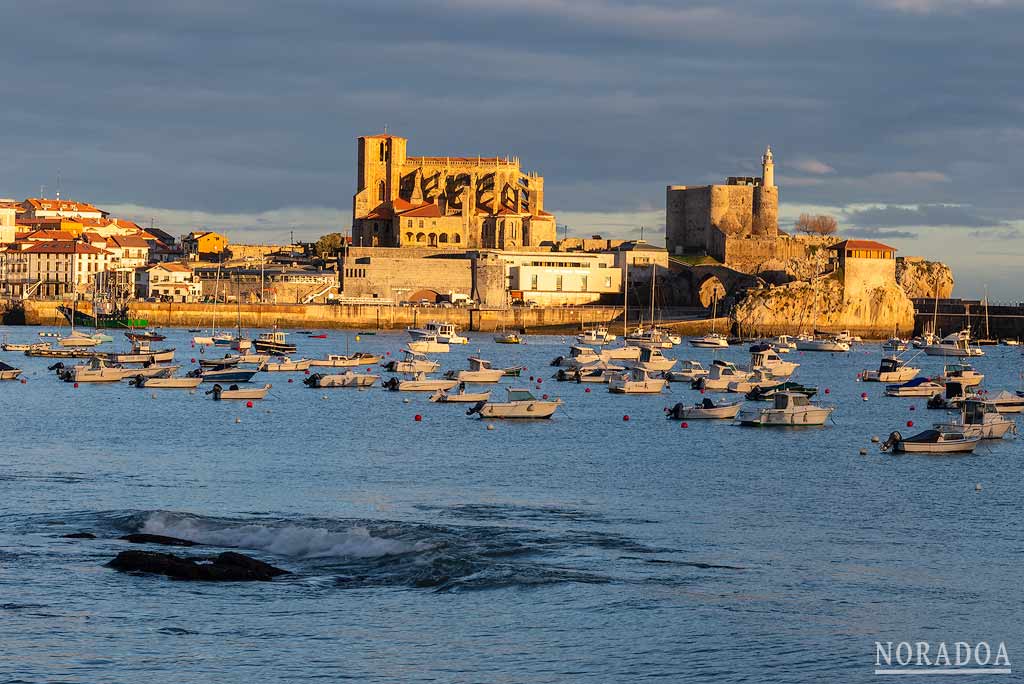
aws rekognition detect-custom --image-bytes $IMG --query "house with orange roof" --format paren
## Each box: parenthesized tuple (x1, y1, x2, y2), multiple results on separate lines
(183, 231, 228, 261)
(1, 239, 112, 298)
(21, 198, 106, 220)
(104, 234, 150, 269)
(135, 262, 202, 302)
(352, 133, 556, 250)
(827, 239, 899, 295)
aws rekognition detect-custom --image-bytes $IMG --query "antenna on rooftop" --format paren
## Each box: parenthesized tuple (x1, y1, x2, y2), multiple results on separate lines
(56, 170, 61, 201)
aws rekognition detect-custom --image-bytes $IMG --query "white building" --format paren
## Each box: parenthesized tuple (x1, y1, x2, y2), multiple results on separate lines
(20, 198, 106, 220)
(1, 240, 112, 298)
(135, 263, 202, 302)
(104, 234, 150, 269)
(497, 251, 623, 305)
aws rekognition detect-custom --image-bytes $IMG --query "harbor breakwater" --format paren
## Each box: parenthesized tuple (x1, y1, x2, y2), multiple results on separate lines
(8, 299, 726, 335)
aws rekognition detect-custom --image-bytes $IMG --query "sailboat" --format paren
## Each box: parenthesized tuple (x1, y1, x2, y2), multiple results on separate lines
(194, 263, 222, 345)
(690, 290, 728, 348)
(795, 273, 849, 352)
(626, 265, 680, 347)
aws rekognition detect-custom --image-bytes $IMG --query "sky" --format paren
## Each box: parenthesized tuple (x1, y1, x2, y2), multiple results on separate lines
(1, 0, 1022, 298)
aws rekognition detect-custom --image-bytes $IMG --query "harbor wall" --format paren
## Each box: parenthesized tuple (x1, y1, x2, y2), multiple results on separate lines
(11, 298, 724, 334)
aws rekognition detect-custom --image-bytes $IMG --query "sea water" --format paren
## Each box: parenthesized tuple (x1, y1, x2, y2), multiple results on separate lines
(1, 326, 1021, 682)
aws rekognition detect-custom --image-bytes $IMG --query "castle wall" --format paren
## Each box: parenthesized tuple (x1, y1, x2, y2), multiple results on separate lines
(841, 258, 896, 300)
(340, 253, 473, 302)
(710, 185, 754, 236)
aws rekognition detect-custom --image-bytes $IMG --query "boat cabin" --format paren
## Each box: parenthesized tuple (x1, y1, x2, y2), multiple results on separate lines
(468, 357, 495, 370)
(878, 357, 904, 373)
(774, 392, 810, 410)
(506, 388, 537, 402)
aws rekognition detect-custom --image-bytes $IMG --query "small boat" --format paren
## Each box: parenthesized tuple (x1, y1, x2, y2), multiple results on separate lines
(933, 398, 1016, 439)
(939, 363, 983, 388)
(383, 372, 458, 392)
(59, 357, 134, 383)
(303, 371, 379, 388)
(430, 384, 492, 403)
(1000, 338, 1020, 346)
(466, 388, 562, 419)
(296, 330, 313, 335)
(253, 331, 297, 355)
(861, 357, 920, 383)
(883, 337, 909, 352)
(987, 390, 1024, 413)
(192, 336, 215, 346)
(258, 357, 312, 372)
(2, 341, 49, 352)
(125, 331, 166, 342)
(407, 321, 468, 345)
(309, 353, 382, 368)
(212, 333, 235, 347)
(689, 333, 729, 348)
(445, 357, 505, 383)
(126, 365, 181, 379)
(550, 345, 601, 368)
(745, 381, 818, 401)
(770, 335, 797, 353)
(26, 347, 103, 359)
(207, 383, 272, 400)
(795, 334, 850, 352)
(576, 327, 616, 345)
(407, 335, 450, 354)
(927, 381, 975, 410)
(726, 368, 777, 394)
(309, 334, 328, 339)
(693, 359, 751, 391)
(109, 345, 176, 364)
(666, 398, 742, 420)
(632, 346, 677, 373)
(736, 391, 834, 427)
(494, 332, 524, 344)
(382, 350, 441, 374)
(881, 429, 980, 454)
(0, 361, 22, 380)
(884, 377, 944, 398)
(554, 361, 623, 383)
(664, 360, 708, 383)
(187, 367, 259, 383)
(749, 343, 799, 378)
(608, 367, 668, 394)
(600, 344, 642, 361)
(199, 356, 241, 369)
(923, 330, 984, 357)
(502, 366, 525, 377)
(130, 375, 203, 389)
(626, 326, 676, 349)
(58, 332, 104, 348)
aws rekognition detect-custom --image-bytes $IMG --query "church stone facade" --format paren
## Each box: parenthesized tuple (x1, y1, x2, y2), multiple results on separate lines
(352, 134, 556, 250)
(666, 147, 779, 259)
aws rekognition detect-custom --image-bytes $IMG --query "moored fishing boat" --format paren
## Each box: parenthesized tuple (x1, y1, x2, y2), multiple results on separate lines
(664, 360, 708, 383)
(736, 391, 834, 426)
(744, 381, 818, 401)
(861, 356, 920, 383)
(494, 332, 524, 344)
(632, 346, 676, 373)
(884, 377, 944, 398)
(382, 350, 440, 374)
(257, 357, 312, 372)
(689, 332, 729, 348)
(608, 367, 667, 394)
(693, 359, 751, 391)
(880, 429, 980, 454)
(0, 361, 22, 380)
(933, 398, 1016, 439)
(466, 388, 562, 419)
(554, 361, 622, 383)
(383, 372, 458, 392)
(187, 367, 259, 383)
(430, 384, 492, 403)
(666, 398, 742, 420)
(445, 357, 505, 383)
(309, 353, 382, 368)
(407, 321, 468, 345)
(253, 331, 296, 354)
(939, 363, 984, 388)
(130, 375, 203, 389)
(407, 335, 450, 354)
(575, 327, 615, 345)
(923, 329, 984, 357)
(749, 343, 799, 378)
(207, 383, 272, 400)
(303, 371, 379, 388)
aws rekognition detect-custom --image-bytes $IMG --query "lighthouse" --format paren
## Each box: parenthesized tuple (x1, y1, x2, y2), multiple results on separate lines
(761, 146, 775, 188)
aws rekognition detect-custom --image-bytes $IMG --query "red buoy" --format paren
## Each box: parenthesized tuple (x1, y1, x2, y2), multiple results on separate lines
(288, 378, 293, 383)
(542, 394, 548, 400)
(907, 420, 914, 427)
(536, 378, 541, 384)
(415, 414, 422, 422)
(190, 358, 196, 363)
(304, 370, 310, 375)
(246, 401, 253, 408)
(73, 382, 79, 388)
(681, 422, 689, 428)
(623, 415, 630, 421)
(584, 387, 591, 393)
(20, 378, 26, 384)
(825, 388, 831, 394)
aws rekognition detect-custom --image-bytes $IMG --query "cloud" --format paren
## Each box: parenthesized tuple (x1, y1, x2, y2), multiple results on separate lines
(867, 0, 1014, 14)
(791, 159, 835, 175)
(103, 204, 349, 242)
(968, 227, 1021, 240)
(844, 226, 919, 239)
(845, 203, 1005, 228)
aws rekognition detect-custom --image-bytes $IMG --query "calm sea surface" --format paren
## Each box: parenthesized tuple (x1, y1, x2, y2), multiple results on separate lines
(1, 325, 1022, 682)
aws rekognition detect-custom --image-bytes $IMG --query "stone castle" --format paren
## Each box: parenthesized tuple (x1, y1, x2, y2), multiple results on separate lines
(351, 134, 557, 250)
(666, 147, 779, 260)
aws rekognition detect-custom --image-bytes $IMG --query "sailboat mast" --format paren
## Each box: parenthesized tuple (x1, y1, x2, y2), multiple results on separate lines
(623, 260, 629, 337)
(649, 263, 655, 326)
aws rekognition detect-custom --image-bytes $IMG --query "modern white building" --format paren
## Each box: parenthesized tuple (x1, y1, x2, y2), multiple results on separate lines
(135, 262, 203, 302)
(499, 251, 623, 305)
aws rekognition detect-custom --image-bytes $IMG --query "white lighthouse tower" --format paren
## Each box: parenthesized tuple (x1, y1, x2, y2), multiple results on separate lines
(761, 146, 775, 188)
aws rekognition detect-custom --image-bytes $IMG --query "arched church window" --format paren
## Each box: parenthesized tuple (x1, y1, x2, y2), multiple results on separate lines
(379, 142, 385, 162)
(377, 180, 386, 202)
(453, 233, 461, 244)
(439, 233, 448, 243)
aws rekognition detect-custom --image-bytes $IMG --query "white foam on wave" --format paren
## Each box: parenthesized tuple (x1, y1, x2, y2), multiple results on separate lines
(141, 512, 432, 559)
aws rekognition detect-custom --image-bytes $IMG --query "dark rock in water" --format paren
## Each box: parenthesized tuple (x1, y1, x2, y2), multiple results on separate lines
(62, 532, 96, 539)
(119, 533, 196, 547)
(108, 550, 289, 582)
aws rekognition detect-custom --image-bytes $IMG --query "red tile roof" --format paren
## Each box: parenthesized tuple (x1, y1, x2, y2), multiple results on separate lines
(106, 234, 149, 248)
(829, 239, 897, 252)
(23, 241, 109, 255)
(398, 203, 442, 218)
(25, 229, 75, 241)
(22, 198, 103, 214)
(149, 262, 192, 272)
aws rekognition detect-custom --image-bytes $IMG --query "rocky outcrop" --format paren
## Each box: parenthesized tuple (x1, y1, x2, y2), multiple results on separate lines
(119, 533, 196, 547)
(108, 550, 289, 581)
(896, 258, 954, 299)
(733, 275, 915, 338)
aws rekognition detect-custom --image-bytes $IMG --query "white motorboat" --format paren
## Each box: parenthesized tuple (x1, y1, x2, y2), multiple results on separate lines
(382, 350, 441, 374)
(666, 398, 743, 420)
(795, 334, 850, 352)
(726, 368, 777, 394)
(59, 357, 134, 383)
(2, 341, 48, 352)
(207, 383, 272, 400)
(253, 331, 296, 354)
(771, 335, 797, 353)
(695, 359, 751, 391)
(690, 333, 729, 348)
(192, 335, 215, 346)
(125, 365, 180, 379)
(884, 337, 909, 352)
(749, 344, 799, 378)
(939, 363, 983, 388)
(576, 327, 616, 345)
(446, 357, 505, 384)
(881, 429, 980, 454)
(131, 375, 203, 389)
(407, 335, 451, 354)
(553, 361, 622, 383)
(0, 361, 22, 380)
(551, 345, 601, 368)
(188, 367, 259, 383)
(600, 344, 642, 361)
(303, 371, 379, 388)
(258, 357, 312, 372)
(407, 321, 468, 345)
(608, 367, 667, 394)
(884, 377, 944, 398)
(109, 344, 175, 364)
(309, 353, 382, 368)
(933, 399, 1016, 439)
(986, 390, 1024, 414)
(861, 357, 920, 383)
(430, 384, 492, 403)
(736, 391, 834, 426)
(467, 388, 562, 419)
(383, 373, 459, 392)
(664, 360, 708, 383)
(923, 330, 984, 357)
(633, 346, 677, 373)
(1000, 338, 1020, 346)
(625, 326, 676, 349)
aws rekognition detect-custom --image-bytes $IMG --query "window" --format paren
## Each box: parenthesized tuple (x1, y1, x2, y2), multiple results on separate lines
(530, 274, 538, 290)
(377, 180, 386, 202)
(581, 275, 588, 291)
(379, 141, 385, 162)
(555, 275, 563, 291)
(418, 220, 424, 229)
(453, 233, 461, 244)
(407, 219, 413, 227)
(439, 233, 448, 243)
(604, 276, 612, 288)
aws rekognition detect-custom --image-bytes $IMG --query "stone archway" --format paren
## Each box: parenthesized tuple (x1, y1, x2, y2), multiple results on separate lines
(697, 275, 727, 308)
